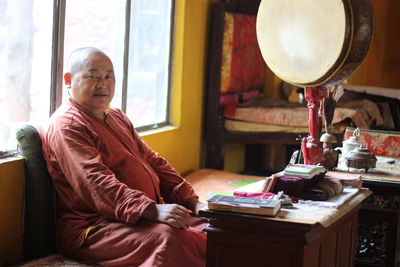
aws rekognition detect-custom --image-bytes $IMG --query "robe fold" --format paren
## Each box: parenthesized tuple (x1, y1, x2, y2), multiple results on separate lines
(42, 99, 206, 266)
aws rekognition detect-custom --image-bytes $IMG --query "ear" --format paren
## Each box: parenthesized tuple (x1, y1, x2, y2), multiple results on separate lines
(64, 73, 72, 88)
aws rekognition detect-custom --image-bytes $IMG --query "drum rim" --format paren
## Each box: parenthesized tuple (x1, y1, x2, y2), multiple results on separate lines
(256, 0, 373, 88)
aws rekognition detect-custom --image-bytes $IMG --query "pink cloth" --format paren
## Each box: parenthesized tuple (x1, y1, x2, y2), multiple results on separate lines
(42, 99, 206, 266)
(233, 192, 275, 199)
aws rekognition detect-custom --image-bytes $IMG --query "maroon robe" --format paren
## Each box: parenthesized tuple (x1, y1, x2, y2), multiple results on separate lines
(42, 99, 206, 266)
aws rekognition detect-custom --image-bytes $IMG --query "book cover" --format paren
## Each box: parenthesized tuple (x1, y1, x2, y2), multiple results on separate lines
(284, 164, 325, 178)
(207, 195, 281, 216)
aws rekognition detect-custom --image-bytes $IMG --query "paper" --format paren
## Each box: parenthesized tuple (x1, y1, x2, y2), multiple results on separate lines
(298, 187, 359, 208)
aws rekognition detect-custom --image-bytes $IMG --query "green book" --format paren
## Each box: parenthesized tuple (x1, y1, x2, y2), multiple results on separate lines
(284, 164, 325, 178)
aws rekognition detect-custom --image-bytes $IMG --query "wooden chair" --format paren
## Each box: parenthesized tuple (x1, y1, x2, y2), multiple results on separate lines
(202, 1, 400, 173)
(203, 0, 309, 172)
(15, 125, 89, 266)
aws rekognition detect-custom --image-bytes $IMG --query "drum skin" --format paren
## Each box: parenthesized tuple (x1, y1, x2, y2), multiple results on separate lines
(256, 0, 374, 88)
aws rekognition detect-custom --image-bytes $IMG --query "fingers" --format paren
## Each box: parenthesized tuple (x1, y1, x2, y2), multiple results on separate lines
(167, 205, 190, 229)
(151, 204, 191, 229)
(167, 217, 188, 229)
(172, 205, 191, 218)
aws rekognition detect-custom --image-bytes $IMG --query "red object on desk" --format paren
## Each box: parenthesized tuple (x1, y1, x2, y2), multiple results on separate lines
(302, 87, 325, 165)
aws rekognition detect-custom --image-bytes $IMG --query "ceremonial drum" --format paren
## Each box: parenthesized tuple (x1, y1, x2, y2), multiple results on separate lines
(256, 0, 374, 88)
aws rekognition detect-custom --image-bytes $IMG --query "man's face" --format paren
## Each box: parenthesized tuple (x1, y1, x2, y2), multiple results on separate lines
(67, 52, 115, 117)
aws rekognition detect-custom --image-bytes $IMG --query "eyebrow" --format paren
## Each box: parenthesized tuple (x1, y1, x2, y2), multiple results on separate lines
(88, 68, 114, 73)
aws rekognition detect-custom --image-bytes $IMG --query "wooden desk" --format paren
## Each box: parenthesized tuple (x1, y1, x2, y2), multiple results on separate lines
(200, 189, 371, 267)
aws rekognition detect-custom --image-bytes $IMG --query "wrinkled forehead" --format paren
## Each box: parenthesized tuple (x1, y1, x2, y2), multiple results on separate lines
(69, 51, 114, 75)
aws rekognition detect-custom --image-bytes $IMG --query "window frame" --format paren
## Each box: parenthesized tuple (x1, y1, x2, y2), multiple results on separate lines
(0, 0, 175, 156)
(133, 0, 175, 132)
(50, 0, 174, 128)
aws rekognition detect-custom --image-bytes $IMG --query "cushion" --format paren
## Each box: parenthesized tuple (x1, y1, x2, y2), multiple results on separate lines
(227, 98, 383, 130)
(16, 125, 57, 261)
(17, 254, 91, 266)
(343, 127, 400, 158)
(220, 12, 265, 109)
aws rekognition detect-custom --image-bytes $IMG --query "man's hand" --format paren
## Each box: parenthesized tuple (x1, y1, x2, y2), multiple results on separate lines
(142, 203, 191, 229)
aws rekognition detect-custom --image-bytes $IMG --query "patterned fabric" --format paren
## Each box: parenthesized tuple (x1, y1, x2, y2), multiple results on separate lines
(227, 99, 383, 129)
(344, 127, 400, 158)
(220, 12, 265, 108)
(300, 179, 344, 201)
(17, 254, 90, 267)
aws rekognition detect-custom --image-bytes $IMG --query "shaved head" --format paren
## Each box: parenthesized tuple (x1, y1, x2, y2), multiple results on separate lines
(66, 47, 109, 77)
(64, 47, 115, 120)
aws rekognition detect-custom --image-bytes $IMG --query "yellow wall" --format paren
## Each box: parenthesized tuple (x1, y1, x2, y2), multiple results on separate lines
(0, 157, 24, 265)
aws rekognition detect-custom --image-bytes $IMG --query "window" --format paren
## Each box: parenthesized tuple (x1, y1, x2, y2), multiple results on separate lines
(0, 0, 53, 154)
(0, 0, 174, 155)
(126, 1, 173, 128)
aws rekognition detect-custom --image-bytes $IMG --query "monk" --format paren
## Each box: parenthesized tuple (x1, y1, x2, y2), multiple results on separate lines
(41, 47, 207, 266)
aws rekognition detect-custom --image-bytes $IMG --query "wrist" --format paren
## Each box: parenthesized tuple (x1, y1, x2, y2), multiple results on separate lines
(142, 203, 157, 220)
(183, 197, 199, 212)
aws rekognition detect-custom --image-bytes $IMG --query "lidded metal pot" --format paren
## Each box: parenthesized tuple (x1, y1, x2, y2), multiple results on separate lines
(345, 147, 377, 171)
(340, 128, 362, 161)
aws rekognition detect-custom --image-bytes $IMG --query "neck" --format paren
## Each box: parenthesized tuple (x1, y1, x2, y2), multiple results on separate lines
(69, 98, 106, 121)
(91, 111, 106, 120)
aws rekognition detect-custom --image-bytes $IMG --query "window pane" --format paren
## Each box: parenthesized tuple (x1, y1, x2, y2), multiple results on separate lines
(0, 0, 53, 152)
(126, 0, 173, 128)
(63, 0, 126, 109)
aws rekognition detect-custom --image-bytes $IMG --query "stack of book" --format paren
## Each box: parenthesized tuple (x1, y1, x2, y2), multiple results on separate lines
(207, 194, 281, 217)
(273, 164, 326, 197)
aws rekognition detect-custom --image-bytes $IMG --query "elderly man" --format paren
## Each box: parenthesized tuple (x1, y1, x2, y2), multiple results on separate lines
(42, 47, 207, 266)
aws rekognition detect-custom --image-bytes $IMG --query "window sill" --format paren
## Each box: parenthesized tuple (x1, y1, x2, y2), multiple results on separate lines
(0, 150, 20, 160)
(0, 154, 23, 165)
(138, 125, 179, 137)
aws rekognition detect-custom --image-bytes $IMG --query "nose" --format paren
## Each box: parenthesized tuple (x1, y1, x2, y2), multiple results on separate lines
(96, 77, 107, 89)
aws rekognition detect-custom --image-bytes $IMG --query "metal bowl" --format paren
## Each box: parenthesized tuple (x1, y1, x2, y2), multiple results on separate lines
(345, 147, 377, 171)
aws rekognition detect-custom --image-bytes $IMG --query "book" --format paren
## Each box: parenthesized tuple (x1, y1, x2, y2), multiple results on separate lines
(325, 171, 363, 188)
(264, 173, 280, 192)
(284, 164, 325, 178)
(231, 173, 280, 195)
(207, 195, 281, 216)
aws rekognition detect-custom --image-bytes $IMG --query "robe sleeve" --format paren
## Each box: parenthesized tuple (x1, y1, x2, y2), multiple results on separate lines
(121, 118, 199, 206)
(49, 124, 155, 224)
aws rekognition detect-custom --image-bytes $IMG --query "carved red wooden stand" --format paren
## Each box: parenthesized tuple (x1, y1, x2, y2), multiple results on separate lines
(301, 87, 325, 165)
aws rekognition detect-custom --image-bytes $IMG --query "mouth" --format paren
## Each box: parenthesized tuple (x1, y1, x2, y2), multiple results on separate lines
(93, 94, 108, 97)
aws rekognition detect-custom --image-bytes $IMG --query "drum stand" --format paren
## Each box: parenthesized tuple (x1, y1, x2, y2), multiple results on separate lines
(301, 87, 325, 165)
